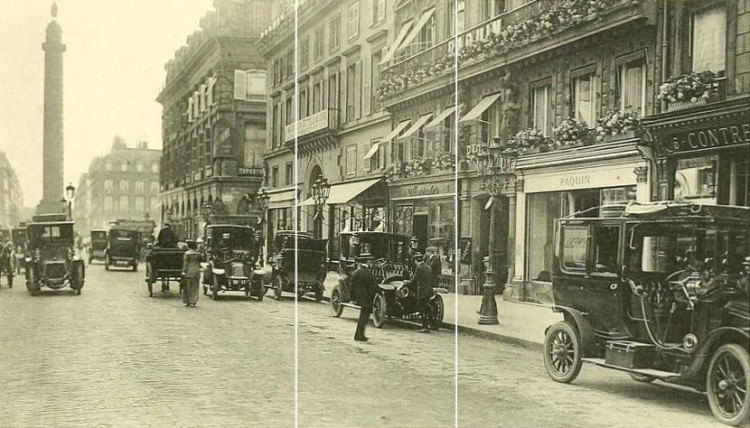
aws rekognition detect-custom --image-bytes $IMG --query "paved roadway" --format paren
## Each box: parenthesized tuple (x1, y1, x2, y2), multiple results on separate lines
(0, 263, 733, 427)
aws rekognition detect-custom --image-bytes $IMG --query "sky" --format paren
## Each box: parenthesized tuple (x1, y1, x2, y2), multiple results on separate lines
(0, 0, 215, 206)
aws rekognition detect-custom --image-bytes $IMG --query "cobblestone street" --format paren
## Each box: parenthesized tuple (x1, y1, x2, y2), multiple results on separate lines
(0, 265, 734, 427)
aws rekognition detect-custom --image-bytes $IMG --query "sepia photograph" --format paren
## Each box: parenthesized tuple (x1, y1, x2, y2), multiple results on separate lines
(0, 0, 748, 426)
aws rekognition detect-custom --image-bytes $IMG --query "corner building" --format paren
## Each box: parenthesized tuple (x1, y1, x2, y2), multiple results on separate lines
(157, 0, 272, 239)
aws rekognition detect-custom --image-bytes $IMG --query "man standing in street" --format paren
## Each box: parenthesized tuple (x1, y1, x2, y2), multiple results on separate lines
(411, 252, 434, 333)
(427, 246, 442, 289)
(351, 254, 377, 342)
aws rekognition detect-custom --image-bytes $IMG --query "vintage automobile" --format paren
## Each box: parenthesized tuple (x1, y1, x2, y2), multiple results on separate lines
(145, 244, 186, 297)
(270, 231, 327, 301)
(24, 215, 85, 295)
(105, 228, 140, 271)
(543, 202, 750, 426)
(330, 231, 445, 329)
(201, 223, 264, 301)
(89, 229, 108, 264)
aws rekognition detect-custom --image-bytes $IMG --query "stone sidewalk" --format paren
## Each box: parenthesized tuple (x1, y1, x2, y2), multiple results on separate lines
(322, 272, 562, 350)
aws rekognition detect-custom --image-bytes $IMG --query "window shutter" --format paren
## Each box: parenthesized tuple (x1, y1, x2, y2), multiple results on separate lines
(234, 70, 247, 100)
(354, 61, 362, 119)
(362, 57, 371, 116)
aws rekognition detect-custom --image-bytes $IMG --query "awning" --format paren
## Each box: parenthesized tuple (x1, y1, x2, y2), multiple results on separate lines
(459, 93, 502, 122)
(299, 178, 381, 206)
(400, 113, 433, 139)
(424, 106, 456, 131)
(363, 142, 380, 161)
(268, 187, 297, 210)
(383, 120, 412, 141)
(399, 8, 436, 52)
(380, 20, 414, 65)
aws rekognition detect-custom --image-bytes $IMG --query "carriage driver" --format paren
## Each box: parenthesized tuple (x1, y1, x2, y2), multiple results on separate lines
(156, 222, 178, 248)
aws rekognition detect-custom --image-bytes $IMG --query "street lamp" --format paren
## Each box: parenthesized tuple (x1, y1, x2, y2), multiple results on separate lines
(311, 175, 330, 238)
(471, 137, 518, 325)
(63, 182, 75, 219)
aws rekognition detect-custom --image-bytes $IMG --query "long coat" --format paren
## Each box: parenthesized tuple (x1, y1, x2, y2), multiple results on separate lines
(350, 265, 378, 307)
(411, 261, 433, 300)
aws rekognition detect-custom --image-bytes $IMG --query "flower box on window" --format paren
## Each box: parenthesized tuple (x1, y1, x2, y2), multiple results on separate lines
(658, 71, 722, 110)
(595, 109, 643, 143)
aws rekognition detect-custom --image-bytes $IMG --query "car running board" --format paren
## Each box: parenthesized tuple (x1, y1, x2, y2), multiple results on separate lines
(581, 358, 681, 380)
(340, 302, 361, 310)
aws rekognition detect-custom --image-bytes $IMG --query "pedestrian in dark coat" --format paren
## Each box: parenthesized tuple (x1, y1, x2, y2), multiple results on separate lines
(410, 252, 434, 333)
(427, 247, 442, 288)
(351, 255, 378, 342)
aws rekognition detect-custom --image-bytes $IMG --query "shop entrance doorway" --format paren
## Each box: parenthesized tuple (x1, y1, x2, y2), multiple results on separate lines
(413, 214, 428, 253)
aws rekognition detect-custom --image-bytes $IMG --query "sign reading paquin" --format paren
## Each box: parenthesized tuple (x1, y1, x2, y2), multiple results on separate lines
(391, 182, 454, 199)
(663, 121, 750, 154)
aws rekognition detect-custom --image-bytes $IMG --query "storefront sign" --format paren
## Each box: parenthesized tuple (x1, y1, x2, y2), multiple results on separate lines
(559, 174, 591, 189)
(663, 122, 750, 154)
(525, 164, 640, 194)
(391, 182, 454, 199)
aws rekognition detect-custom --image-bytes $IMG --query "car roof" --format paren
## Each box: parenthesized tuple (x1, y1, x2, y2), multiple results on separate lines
(207, 224, 253, 229)
(28, 221, 75, 226)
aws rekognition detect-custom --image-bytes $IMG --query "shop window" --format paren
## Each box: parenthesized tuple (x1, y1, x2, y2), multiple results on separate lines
(394, 205, 413, 237)
(428, 201, 454, 248)
(329, 15, 341, 53)
(527, 192, 560, 282)
(531, 81, 551, 136)
(617, 56, 646, 116)
(572, 69, 597, 127)
(347, 1, 360, 40)
(730, 157, 750, 206)
(674, 157, 717, 202)
(346, 145, 357, 177)
(691, 5, 726, 73)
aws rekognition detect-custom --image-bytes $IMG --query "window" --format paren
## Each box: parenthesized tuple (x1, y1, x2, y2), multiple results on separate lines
(312, 80, 324, 113)
(313, 26, 325, 61)
(273, 59, 281, 85)
(104, 180, 113, 193)
(299, 88, 308, 119)
(135, 181, 144, 193)
(480, 0, 505, 21)
(347, 2, 360, 39)
(691, 5, 726, 73)
(440, 114, 454, 153)
(371, 49, 383, 112)
(151, 164, 158, 173)
(328, 72, 339, 111)
(285, 49, 294, 77)
(560, 226, 588, 272)
(120, 180, 129, 192)
(366, 139, 384, 171)
(674, 156, 717, 201)
(246, 71, 266, 99)
(135, 196, 144, 212)
(105, 162, 112, 171)
(150, 182, 159, 193)
(120, 196, 129, 212)
(136, 163, 143, 172)
(104, 197, 113, 213)
(373, 0, 386, 24)
(448, 0, 465, 36)
(592, 225, 619, 274)
(285, 96, 294, 125)
(531, 82, 551, 136)
(272, 166, 279, 187)
(329, 15, 341, 52)
(480, 103, 501, 145)
(300, 36, 310, 71)
(572, 71, 597, 128)
(285, 162, 293, 186)
(418, 13, 436, 51)
(121, 163, 128, 172)
(618, 57, 646, 115)
(272, 102, 281, 148)
(346, 145, 357, 177)
(346, 62, 361, 121)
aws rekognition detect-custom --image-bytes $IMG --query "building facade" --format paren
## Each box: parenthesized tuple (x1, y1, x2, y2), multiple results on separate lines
(157, 0, 272, 240)
(0, 151, 24, 228)
(72, 139, 161, 236)
(259, 0, 396, 263)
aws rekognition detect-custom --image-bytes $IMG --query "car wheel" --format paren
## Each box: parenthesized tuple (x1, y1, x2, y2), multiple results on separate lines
(314, 282, 323, 302)
(429, 294, 444, 330)
(372, 293, 387, 328)
(330, 285, 344, 317)
(273, 275, 283, 301)
(628, 373, 656, 383)
(211, 275, 219, 300)
(543, 321, 583, 384)
(707, 343, 750, 426)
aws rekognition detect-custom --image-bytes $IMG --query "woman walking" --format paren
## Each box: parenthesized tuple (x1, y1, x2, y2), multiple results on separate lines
(181, 240, 201, 307)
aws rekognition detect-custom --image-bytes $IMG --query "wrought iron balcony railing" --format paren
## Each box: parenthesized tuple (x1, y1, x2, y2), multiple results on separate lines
(284, 108, 339, 143)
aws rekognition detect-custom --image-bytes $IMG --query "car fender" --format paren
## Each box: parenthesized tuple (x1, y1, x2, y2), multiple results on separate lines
(681, 327, 750, 382)
(549, 305, 597, 357)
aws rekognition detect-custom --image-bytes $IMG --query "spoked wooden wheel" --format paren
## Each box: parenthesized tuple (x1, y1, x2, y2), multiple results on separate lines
(372, 293, 387, 328)
(707, 344, 750, 426)
(330, 286, 343, 317)
(543, 321, 583, 383)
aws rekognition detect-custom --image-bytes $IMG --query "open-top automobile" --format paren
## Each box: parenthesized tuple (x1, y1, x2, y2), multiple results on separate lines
(543, 202, 749, 426)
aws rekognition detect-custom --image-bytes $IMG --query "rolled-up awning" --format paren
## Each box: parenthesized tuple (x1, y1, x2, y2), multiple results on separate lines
(459, 93, 502, 122)
(424, 106, 456, 131)
(268, 187, 297, 209)
(383, 119, 412, 141)
(363, 142, 380, 161)
(400, 113, 433, 139)
(299, 178, 381, 206)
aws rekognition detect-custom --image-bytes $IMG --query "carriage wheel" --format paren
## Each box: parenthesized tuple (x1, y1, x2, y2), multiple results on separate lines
(372, 293, 387, 328)
(543, 321, 583, 384)
(707, 344, 750, 426)
(273, 275, 284, 301)
(330, 286, 343, 317)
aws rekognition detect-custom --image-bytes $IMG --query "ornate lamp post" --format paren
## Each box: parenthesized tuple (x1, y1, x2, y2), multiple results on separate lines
(471, 138, 518, 325)
(311, 176, 330, 238)
(63, 182, 75, 219)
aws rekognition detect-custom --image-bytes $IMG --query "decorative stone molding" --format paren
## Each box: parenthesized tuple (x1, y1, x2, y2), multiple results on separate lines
(633, 166, 648, 183)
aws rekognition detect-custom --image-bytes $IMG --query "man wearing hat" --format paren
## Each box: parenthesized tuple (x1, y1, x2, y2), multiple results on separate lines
(351, 253, 377, 342)
(410, 252, 434, 333)
(157, 222, 178, 248)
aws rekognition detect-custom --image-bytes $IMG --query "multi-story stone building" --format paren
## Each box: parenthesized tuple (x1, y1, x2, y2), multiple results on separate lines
(72, 138, 161, 236)
(157, 0, 272, 240)
(376, 0, 749, 303)
(259, 0, 396, 262)
(0, 151, 24, 227)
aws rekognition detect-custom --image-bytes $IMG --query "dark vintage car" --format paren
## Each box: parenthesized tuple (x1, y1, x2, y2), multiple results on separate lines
(201, 224, 264, 301)
(105, 228, 140, 271)
(89, 229, 108, 264)
(145, 244, 186, 297)
(271, 231, 327, 301)
(330, 231, 445, 329)
(24, 215, 84, 295)
(543, 202, 750, 426)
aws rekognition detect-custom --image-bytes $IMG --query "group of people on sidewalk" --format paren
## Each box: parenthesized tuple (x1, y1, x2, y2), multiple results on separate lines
(351, 249, 441, 342)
